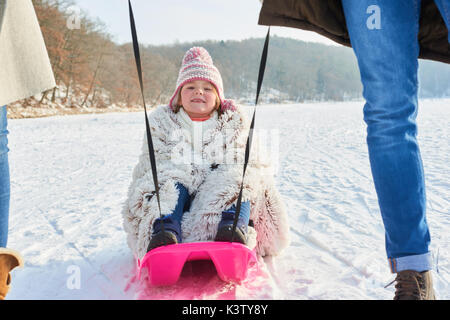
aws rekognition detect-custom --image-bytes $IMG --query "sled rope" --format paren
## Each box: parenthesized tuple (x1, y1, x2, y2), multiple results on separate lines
(231, 28, 270, 242)
(128, 0, 167, 245)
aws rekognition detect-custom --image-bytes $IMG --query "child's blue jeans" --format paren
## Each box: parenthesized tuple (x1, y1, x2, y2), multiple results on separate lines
(0, 106, 9, 248)
(166, 182, 250, 229)
(341, 0, 450, 272)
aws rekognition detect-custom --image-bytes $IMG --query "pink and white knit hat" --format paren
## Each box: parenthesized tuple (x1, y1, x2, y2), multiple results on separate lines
(169, 47, 235, 112)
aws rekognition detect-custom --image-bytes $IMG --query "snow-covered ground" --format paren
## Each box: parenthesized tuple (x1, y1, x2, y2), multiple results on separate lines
(5, 99, 449, 300)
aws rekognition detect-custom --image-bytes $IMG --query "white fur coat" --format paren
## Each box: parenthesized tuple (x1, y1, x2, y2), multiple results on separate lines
(122, 103, 290, 260)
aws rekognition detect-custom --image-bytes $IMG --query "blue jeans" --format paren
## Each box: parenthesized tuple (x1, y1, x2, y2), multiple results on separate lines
(341, 0, 450, 273)
(435, 0, 450, 42)
(163, 182, 251, 230)
(0, 106, 10, 248)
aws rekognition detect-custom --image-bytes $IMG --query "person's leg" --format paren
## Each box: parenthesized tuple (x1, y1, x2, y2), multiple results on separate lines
(0, 106, 10, 248)
(166, 182, 191, 224)
(434, 0, 450, 43)
(341, 0, 432, 273)
(148, 183, 191, 250)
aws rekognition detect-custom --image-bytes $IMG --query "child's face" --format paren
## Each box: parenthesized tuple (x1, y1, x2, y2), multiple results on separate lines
(180, 80, 218, 118)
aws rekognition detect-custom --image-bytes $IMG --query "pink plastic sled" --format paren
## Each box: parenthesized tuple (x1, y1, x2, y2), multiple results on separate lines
(137, 242, 258, 286)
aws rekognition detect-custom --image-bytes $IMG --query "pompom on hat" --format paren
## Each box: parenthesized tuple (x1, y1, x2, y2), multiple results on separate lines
(169, 47, 235, 112)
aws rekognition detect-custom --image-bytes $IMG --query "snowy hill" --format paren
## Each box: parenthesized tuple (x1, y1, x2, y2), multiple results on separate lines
(5, 99, 449, 300)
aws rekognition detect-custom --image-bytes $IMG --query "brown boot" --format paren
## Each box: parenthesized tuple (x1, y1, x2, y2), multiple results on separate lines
(0, 248, 24, 300)
(392, 270, 436, 300)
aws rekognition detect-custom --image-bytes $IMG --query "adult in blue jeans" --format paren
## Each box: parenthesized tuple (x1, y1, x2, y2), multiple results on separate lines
(258, 0, 450, 299)
(0, 0, 55, 299)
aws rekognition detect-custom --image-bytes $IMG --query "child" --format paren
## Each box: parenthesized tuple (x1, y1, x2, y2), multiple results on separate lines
(122, 47, 290, 260)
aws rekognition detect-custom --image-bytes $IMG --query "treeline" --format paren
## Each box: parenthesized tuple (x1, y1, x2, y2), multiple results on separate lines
(26, 0, 450, 110)
(32, 0, 149, 108)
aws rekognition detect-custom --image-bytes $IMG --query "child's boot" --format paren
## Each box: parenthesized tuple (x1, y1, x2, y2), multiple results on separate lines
(214, 202, 251, 245)
(214, 211, 248, 244)
(147, 216, 182, 251)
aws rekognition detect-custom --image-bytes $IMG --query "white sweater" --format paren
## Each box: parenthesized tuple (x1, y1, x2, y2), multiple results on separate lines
(176, 107, 219, 165)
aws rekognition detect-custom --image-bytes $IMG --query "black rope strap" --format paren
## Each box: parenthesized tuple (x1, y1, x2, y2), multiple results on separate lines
(128, 1, 166, 245)
(231, 28, 270, 242)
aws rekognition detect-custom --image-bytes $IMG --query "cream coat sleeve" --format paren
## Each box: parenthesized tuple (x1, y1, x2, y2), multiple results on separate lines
(0, 0, 56, 106)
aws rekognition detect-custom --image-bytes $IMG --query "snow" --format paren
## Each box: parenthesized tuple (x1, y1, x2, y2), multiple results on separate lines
(5, 99, 449, 300)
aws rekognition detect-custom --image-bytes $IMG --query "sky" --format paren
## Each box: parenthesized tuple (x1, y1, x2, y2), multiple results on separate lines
(72, 0, 338, 46)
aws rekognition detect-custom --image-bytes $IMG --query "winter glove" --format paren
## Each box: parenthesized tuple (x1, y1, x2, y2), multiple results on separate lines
(0, 249, 24, 300)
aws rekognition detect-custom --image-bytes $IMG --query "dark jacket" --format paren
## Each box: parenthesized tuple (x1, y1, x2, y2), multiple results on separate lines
(258, 0, 450, 64)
